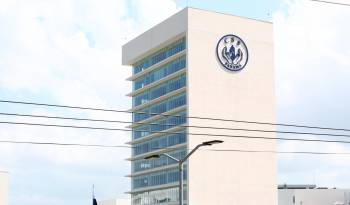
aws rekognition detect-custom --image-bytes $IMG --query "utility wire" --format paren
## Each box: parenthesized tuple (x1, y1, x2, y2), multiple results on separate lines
(1, 99, 350, 133)
(309, 0, 350, 7)
(2, 112, 350, 139)
(3, 120, 350, 145)
(208, 149, 350, 155)
(0, 140, 131, 148)
(1, 139, 350, 155)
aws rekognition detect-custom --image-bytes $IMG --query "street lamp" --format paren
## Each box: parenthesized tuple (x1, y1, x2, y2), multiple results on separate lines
(144, 140, 223, 205)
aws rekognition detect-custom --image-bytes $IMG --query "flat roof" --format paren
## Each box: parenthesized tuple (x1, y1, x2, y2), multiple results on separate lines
(278, 184, 317, 189)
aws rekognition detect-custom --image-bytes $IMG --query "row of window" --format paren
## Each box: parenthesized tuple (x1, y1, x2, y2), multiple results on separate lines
(132, 168, 187, 189)
(133, 93, 186, 122)
(133, 75, 186, 107)
(133, 132, 186, 156)
(133, 56, 186, 91)
(133, 112, 186, 140)
(133, 150, 186, 172)
(132, 187, 187, 205)
(133, 38, 186, 74)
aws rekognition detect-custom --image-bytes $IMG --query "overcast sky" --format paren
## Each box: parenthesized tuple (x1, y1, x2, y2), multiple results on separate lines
(1, 0, 350, 204)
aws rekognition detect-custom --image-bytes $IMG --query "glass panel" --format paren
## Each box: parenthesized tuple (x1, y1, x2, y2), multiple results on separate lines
(133, 56, 186, 91)
(133, 93, 186, 123)
(132, 111, 186, 140)
(133, 131, 186, 156)
(132, 149, 186, 172)
(132, 187, 176, 205)
(133, 75, 186, 107)
(132, 169, 187, 189)
(133, 38, 186, 75)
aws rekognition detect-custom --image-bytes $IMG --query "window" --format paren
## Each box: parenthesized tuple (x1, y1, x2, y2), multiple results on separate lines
(134, 93, 149, 107)
(133, 149, 186, 172)
(132, 187, 178, 205)
(133, 125, 150, 140)
(133, 56, 186, 91)
(132, 111, 186, 140)
(133, 38, 186, 74)
(133, 93, 186, 123)
(133, 75, 186, 107)
(133, 132, 186, 156)
(150, 84, 167, 100)
(132, 169, 187, 189)
(168, 76, 186, 93)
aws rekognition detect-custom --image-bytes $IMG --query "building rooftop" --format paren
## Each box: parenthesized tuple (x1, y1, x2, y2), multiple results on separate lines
(278, 184, 317, 189)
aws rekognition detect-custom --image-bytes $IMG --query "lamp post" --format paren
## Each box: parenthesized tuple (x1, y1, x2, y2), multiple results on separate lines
(144, 140, 223, 205)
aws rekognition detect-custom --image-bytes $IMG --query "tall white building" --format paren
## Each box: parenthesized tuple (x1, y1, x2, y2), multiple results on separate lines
(0, 171, 9, 205)
(122, 7, 276, 205)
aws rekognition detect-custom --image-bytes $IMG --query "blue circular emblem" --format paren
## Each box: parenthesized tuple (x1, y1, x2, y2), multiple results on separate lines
(216, 34, 249, 72)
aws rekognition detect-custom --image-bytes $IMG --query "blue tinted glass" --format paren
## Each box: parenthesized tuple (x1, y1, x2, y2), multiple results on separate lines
(133, 92, 149, 107)
(132, 111, 186, 140)
(133, 125, 150, 140)
(134, 93, 186, 123)
(133, 75, 186, 107)
(133, 56, 186, 91)
(133, 38, 186, 75)
(133, 149, 186, 172)
(168, 75, 186, 93)
(133, 132, 186, 156)
(150, 84, 167, 99)
(132, 168, 187, 189)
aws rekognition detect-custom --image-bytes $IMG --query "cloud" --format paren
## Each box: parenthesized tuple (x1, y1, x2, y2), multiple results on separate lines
(274, 0, 350, 187)
(0, 0, 179, 205)
(130, 0, 179, 29)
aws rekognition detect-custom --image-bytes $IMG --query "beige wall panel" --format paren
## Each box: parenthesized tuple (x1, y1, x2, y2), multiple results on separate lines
(0, 172, 9, 205)
(186, 8, 277, 205)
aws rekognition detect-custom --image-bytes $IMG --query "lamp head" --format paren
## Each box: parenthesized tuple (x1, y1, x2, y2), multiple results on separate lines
(144, 154, 160, 160)
(202, 140, 224, 146)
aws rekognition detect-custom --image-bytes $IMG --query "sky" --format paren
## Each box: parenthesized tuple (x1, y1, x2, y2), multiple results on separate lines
(0, 0, 350, 204)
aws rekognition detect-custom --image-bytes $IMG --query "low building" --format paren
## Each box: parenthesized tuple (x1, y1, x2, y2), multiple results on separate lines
(0, 171, 9, 205)
(278, 184, 350, 205)
(99, 198, 131, 205)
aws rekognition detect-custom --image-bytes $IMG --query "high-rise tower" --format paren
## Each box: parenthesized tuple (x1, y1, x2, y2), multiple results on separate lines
(122, 8, 276, 205)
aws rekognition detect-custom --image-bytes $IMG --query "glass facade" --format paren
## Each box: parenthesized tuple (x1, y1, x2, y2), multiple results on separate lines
(132, 187, 187, 205)
(133, 93, 186, 122)
(132, 112, 186, 140)
(133, 56, 186, 91)
(133, 74, 186, 107)
(133, 38, 186, 74)
(132, 168, 187, 189)
(133, 149, 186, 172)
(130, 37, 187, 205)
(133, 132, 186, 156)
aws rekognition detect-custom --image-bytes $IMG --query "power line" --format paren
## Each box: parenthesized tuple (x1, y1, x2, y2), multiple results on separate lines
(208, 149, 350, 155)
(1, 139, 350, 155)
(0, 140, 132, 148)
(309, 0, 350, 7)
(2, 99, 350, 133)
(3, 112, 350, 139)
(3, 120, 350, 145)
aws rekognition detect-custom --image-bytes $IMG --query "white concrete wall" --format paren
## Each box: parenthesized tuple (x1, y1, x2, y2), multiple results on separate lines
(0, 171, 9, 205)
(99, 198, 130, 205)
(122, 9, 188, 65)
(278, 190, 295, 205)
(186, 8, 276, 205)
(278, 189, 350, 205)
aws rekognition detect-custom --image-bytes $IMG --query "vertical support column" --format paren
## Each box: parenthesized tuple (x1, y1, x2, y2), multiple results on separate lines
(179, 162, 184, 205)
